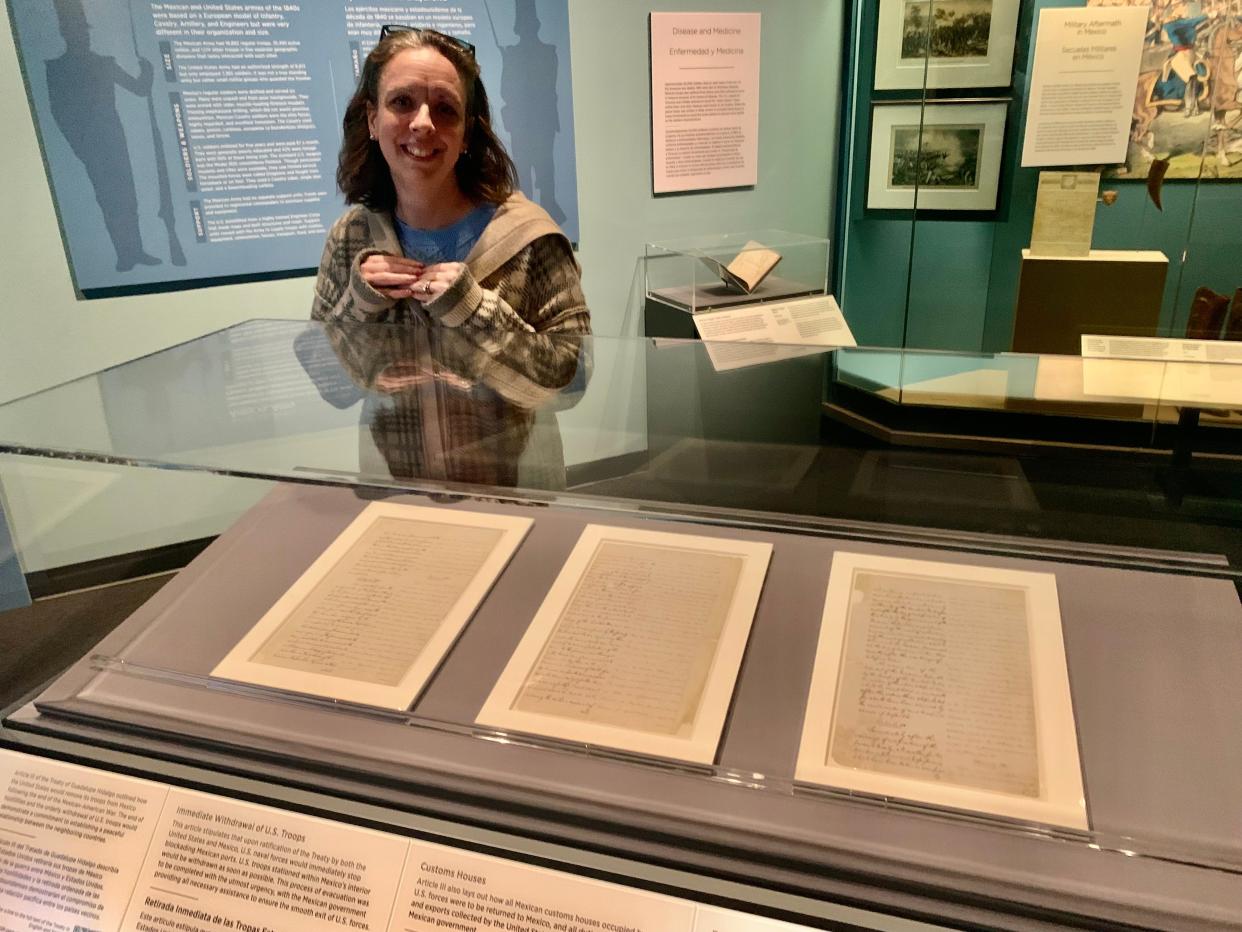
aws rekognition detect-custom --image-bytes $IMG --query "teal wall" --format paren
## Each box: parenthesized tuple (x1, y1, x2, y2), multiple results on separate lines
(840, 0, 1242, 354)
(837, 0, 1011, 351)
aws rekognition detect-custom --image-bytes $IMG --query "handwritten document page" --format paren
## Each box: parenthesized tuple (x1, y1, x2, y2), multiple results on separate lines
(1029, 171, 1100, 257)
(478, 525, 772, 763)
(211, 502, 531, 710)
(796, 552, 1087, 829)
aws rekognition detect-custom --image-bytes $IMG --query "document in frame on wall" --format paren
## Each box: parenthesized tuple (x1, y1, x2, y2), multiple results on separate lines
(795, 551, 1087, 829)
(477, 524, 772, 764)
(211, 502, 532, 710)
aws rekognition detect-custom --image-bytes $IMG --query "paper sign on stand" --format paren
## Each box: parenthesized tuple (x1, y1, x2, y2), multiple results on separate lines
(693, 294, 854, 371)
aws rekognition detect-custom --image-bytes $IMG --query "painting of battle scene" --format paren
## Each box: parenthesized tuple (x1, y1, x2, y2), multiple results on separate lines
(889, 125, 984, 188)
(901, 0, 994, 60)
(1088, 0, 1242, 178)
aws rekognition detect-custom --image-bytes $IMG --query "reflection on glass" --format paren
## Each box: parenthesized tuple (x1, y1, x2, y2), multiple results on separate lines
(299, 320, 588, 490)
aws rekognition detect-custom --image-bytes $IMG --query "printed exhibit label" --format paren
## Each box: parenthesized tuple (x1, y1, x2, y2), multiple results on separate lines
(0, 751, 165, 931)
(1, 749, 906, 931)
(1022, 7, 1148, 167)
(649, 13, 761, 194)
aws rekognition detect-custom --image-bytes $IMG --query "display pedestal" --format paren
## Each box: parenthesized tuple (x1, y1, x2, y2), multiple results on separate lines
(646, 275, 820, 315)
(1012, 249, 1168, 355)
(644, 296, 697, 339)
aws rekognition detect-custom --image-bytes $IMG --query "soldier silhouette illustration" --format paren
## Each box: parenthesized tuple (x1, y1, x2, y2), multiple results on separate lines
(495, 0, 566, 223)
(46, 0, 160, 271)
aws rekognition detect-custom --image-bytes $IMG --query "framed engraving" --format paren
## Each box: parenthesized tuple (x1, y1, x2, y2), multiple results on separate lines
(796, 551, 1087, 829)
(867, 101, 1008, 210)
(875, 0, 1021, 90)
(478, 524, 772, 764)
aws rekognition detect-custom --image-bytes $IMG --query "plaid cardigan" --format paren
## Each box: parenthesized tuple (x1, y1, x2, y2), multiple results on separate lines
(311, 192, 590, 337)
(308, 194, 590, 489)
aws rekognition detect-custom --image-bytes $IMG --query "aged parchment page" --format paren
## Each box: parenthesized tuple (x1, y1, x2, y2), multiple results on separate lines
(796, 552, 1087, 829)
(250, 517, 504, 687)
(479, 525, 772, 763)
(510, 540, 743, 736)
(212, 502, 531, 709)
(829, 572, 1039, 797)
(1029, 171, 1099, 257)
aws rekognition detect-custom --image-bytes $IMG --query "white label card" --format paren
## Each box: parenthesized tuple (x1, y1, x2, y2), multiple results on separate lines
(1082, 334, 1242, 365)
(796, 552, 1087, 830)
(694, 295, 855, 372)
(391, 840, 693, 931)
(125, 788, 407, 932)
(478, 525, 772, 764)
(1080, 334, 1242, 406)
(0, 753, 165, 931)
(211, 502, 532, 710)
(1021, 7, 1148, 166)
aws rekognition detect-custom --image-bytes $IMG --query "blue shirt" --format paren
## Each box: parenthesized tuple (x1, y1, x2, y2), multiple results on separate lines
(395, 203, 497, 264)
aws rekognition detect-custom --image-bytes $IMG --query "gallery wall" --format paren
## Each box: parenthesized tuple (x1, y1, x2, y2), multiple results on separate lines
(0, 0, 843, 572)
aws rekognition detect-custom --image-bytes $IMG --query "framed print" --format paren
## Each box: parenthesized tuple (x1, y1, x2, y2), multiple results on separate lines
(875, 0, 1021, 90)
(867, 102, 1008, 210)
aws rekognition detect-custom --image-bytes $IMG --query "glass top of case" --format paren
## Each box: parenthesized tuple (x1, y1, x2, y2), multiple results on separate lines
(0, 318, 1239, 574)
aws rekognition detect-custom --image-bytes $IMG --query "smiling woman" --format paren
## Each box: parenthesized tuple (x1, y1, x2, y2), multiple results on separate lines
(312, 27, 589, 336)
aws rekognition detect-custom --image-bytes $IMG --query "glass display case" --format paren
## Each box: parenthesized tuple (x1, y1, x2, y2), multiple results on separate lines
(2, 320, 1241, 931)
(644, 231, 831, 314)
(3, 1, 1239, 926)
(643, 231, 838, 346)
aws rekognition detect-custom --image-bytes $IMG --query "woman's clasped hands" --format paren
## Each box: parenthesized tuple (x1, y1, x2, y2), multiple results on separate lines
(360, 253, 465, 304)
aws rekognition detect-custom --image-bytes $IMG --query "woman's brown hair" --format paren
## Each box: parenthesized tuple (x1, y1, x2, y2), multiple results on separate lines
(337, 29, 517, 211)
